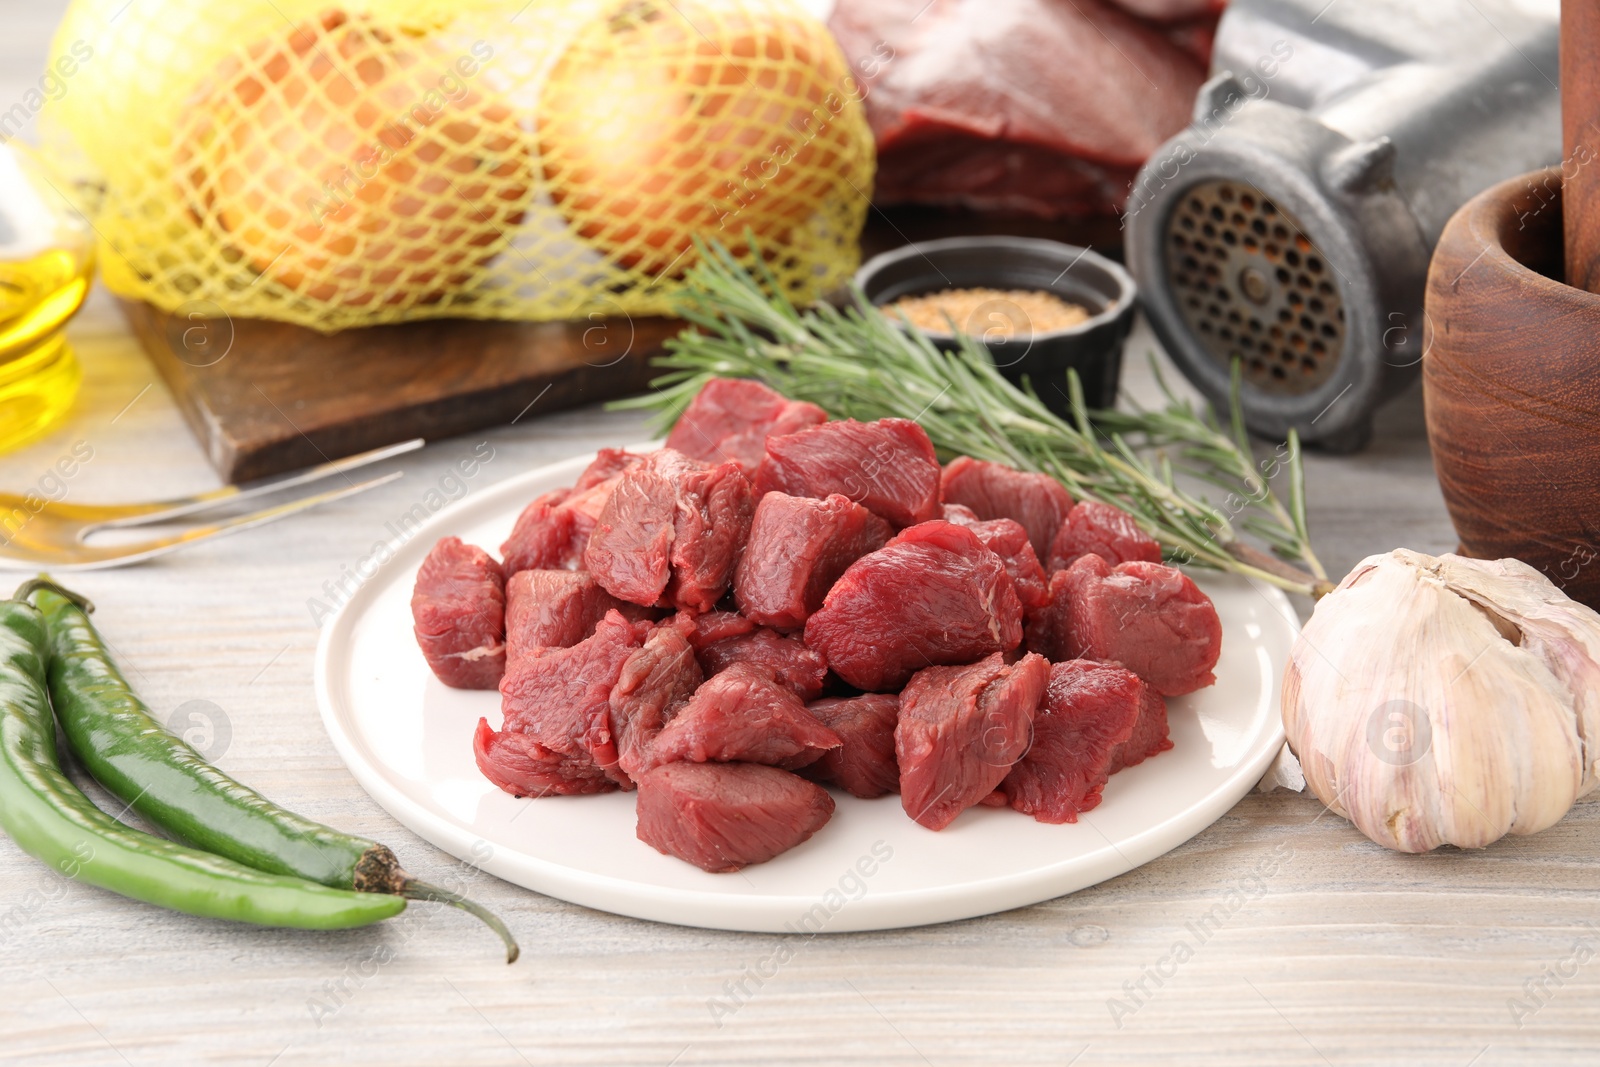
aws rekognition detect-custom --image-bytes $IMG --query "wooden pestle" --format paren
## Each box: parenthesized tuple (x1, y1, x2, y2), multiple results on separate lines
(1564, 0, 1600, 291)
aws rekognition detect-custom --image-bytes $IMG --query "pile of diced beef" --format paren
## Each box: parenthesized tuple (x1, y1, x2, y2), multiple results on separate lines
(411, 378, 1222, 873)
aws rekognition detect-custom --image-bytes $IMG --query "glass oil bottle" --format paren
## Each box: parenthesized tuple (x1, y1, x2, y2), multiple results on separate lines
(0, 141, 92, 454)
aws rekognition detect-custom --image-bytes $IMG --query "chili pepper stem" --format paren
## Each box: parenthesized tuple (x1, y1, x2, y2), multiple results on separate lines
(354, 846, 518, 962)
(403, 879, 521, 964)
(11, 577, 93, 613)
(352, 844, 409, 895)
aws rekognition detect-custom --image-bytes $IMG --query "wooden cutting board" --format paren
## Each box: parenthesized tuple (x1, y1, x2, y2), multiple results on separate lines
(121, 299, 679, 483)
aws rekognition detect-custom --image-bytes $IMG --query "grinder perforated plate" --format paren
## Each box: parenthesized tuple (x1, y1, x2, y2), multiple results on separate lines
(1164, 180, 1345, 396)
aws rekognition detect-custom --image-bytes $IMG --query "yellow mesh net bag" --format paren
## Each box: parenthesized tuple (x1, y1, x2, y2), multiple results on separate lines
(41, 0, 873, 331)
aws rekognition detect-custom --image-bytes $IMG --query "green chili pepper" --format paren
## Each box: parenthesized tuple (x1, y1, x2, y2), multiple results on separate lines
(0, 585, 405, 930)
(29, 582, 517, 962)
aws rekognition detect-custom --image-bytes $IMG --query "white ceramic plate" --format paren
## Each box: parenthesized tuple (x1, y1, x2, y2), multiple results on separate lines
(316, 451, 1298, 933)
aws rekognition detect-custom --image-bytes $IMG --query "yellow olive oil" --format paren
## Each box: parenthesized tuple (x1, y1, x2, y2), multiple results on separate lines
(0, 247, 88, 454)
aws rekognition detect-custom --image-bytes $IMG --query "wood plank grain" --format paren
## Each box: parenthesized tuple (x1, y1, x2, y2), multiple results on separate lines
(121, 299, 678, 483)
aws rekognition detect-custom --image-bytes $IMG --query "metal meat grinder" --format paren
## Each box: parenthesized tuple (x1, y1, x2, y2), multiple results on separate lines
(1125, 0, 1560, 450)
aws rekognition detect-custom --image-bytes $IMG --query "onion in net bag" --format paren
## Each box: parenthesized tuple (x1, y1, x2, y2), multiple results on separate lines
(42, 0, 875, 331)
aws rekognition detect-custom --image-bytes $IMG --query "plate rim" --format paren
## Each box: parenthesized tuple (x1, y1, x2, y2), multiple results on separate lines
(314, 448, 1296, 933)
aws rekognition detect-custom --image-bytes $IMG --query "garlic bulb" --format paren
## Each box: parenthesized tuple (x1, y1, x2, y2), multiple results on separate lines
(1283, 549, 1600, 852)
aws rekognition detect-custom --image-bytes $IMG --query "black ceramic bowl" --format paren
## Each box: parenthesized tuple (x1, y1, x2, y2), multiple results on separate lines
(854, 236, 1137, 414)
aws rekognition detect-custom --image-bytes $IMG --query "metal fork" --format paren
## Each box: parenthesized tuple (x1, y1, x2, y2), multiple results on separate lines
(0, 439, 423, 571)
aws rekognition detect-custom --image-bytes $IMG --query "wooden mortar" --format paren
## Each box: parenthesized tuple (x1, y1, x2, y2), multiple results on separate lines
(1423, 167, 1600, 607)
(1564, 0, 1600, 292)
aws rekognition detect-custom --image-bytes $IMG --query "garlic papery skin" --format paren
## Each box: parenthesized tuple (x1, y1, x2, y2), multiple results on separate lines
(1282, 549, 1600, 852)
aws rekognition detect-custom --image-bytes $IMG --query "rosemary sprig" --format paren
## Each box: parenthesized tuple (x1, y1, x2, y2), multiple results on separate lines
(613, 241, 1334, 598)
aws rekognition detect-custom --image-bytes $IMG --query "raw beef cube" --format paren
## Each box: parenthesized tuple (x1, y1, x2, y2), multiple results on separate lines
(896, 652, 1050, 830)
(941, 506, 1048, 610)
(804, 694, 901, 799)
(697, 627, 829, 701)
(583, 449, 755, 612)
(805, 521, 1023, 692)
(1109, 0, 1224, 20)
(580, 467, 674, 604)
(478, 611, 648, 796)
(940, 456, 1074, 559)
(601, 619, 704, 786)
(665, 377, 828, 475)
(412, 537, 505, 689)
(999, 659, 1143, 823)
(637, 663, 842, 772)
(1030, 554, 1222, 695)
(1047, 500, 1162, 571)
(473, 719, 616, 798)
(662, 459, 756, 614)
(635, 762, 835, 872)
(754, 418, 942, 528)
(679, 609, 757, 650)
(576, 448, 647, 491)
(561, 449, 649, 558)
(563, 469, 632, 549)
(1161, 15, 1217, 64)
(499, 460, 646, 577)
(1112, 680, 1173, 774)
(504, 569, 633, 664)
(735, 492, 893, 629)
(500, 489, 579, 575)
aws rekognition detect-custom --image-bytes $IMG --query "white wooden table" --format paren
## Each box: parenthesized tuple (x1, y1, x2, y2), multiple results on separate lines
(4, 6, 1597, 1065)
